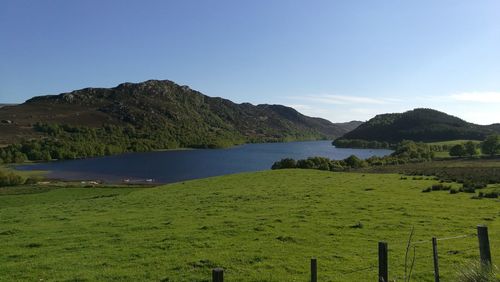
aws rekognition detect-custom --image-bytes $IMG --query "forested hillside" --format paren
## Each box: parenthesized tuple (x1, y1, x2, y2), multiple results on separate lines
(0, 80, 359, 162)
(337, 108, 499, 143)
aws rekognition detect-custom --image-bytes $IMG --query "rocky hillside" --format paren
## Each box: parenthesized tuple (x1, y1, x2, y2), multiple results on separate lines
(0, 80, 357, 146)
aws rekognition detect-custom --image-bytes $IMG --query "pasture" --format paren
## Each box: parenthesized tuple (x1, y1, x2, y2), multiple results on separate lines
(0, 170, 499, 281)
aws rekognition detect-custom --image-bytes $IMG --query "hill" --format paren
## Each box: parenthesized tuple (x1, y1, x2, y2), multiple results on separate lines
(1, 170, 498, 281)
(337, 108, 500, 143)
(0, 80, 355, 147)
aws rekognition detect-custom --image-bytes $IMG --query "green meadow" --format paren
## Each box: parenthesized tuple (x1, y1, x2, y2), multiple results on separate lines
(1, 170, 499, 281)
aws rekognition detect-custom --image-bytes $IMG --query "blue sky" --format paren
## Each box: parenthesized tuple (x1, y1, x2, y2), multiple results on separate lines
(1, 1, 500, 124)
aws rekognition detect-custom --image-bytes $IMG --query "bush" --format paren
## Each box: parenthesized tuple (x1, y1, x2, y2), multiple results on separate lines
(296, 157, 332, 171)
(271, 158, 297, 170)
(463, 181, 487, 190)
(422, 187, 432, 193)
(449, 188, 459, 194)
(343, 155, 367, 169)
(0, 171, 26, 186)
(392, 140, 434, 160)
(460, 186, 476, 193)
(483, 192, 499, 199)
(450, 144, 467, 157)
(431, 184, 443, 191)
(428, 184, 452, 191)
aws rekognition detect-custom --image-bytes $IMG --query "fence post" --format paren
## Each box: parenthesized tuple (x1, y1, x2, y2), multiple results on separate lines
(379, 242, 388, 282)
(212, 268, 223, 282)
(310, 257, 317, 282)
(477, 225, 492, 268)
(432, 237, 440, 282)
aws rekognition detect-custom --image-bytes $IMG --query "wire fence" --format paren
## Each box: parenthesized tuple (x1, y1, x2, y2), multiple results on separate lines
(210, 225, 494, 282)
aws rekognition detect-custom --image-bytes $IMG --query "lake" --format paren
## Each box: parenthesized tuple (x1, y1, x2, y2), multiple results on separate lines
(16, 141, 392, 184)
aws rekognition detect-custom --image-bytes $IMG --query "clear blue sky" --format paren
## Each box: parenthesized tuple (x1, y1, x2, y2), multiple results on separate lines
(1, 0, 500, 124)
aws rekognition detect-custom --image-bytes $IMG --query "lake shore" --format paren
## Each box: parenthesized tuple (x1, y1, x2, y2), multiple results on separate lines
(15, 141, 392, 184)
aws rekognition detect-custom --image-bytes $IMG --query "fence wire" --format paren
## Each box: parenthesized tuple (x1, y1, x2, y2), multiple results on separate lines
(211, 227, 488, 282)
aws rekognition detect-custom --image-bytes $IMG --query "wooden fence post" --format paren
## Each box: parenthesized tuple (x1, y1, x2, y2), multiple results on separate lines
(432, 237, 440, 282)
(379, 242, 388, 282)
(477, 225, 492, 268)
(310, 257, 317, 282)
(212, 268, 223, 282)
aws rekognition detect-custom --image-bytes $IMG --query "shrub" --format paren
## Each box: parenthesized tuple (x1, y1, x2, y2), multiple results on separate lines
(343, 155, 367, 169)
(460, 186, 476, 193)
(463, 181, 487, 190)
(431, 184, 445, 191)
(422, 187, 431, 193)
(330, 161, 345, 171)
(484, 192, 499, 199)
(449, 188, 459, 194)
(431, 184, 451, 191)
(296, 157, 332, 171)
(0, 171, 26, 186)
(271, 158, 297, 170)
(450, 144, 467, 157)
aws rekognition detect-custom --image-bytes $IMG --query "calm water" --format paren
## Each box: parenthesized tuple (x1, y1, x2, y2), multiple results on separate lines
(17, 141, 392, 184)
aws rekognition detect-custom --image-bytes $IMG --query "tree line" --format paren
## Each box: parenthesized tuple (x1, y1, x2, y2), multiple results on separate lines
(0, 121, 332, 165)
(332, 139, 392, 149)
(334, 134, 500, 158)
(0, 122, 244, 164)
(272, 140, 434, 171)
(448, 136, 500, 157)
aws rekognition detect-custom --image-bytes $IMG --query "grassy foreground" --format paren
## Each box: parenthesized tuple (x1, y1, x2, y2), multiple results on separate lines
(0, 170, 499, 281)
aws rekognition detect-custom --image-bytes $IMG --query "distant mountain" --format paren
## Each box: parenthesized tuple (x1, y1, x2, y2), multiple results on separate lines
(337, 108, 500, 143)
(333, 120, 363, 132)
(0, 80, 356, 146)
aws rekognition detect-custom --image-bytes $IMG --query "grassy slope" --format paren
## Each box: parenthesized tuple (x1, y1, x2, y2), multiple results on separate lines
(0, 170, 499, 281)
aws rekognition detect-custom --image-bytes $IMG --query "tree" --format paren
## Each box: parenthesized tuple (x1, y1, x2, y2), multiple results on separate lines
(449, 144, 466, 157)
(344, 155, 366, 168)
(464, 141, 478, 157)
(481, 135, 500, 156)
(271, 158, 297, 169)
(392, 140, 433, 160)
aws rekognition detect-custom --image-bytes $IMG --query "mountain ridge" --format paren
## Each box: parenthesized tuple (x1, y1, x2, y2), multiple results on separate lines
(0, 80, 359, 146)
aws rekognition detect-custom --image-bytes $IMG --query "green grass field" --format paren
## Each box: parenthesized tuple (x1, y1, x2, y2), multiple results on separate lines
(1, 170, 499, 281)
